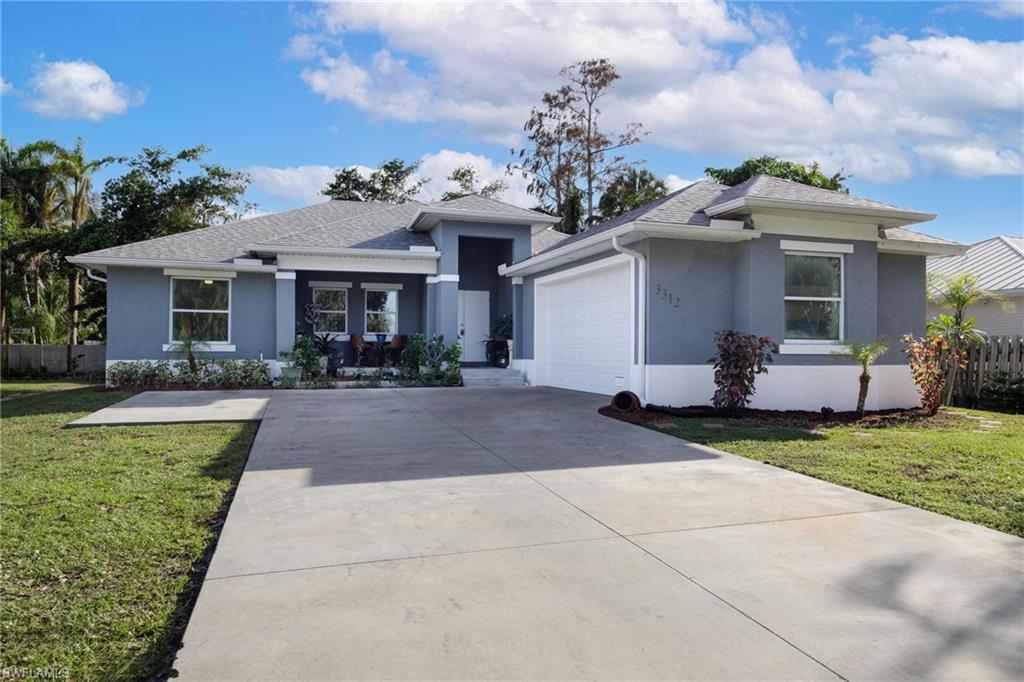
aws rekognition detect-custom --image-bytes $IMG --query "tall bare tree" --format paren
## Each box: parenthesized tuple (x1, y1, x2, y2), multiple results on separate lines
(560, 59, 646, 224)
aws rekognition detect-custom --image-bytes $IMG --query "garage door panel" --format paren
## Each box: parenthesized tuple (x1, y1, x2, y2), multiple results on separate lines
(539, 262, 631, 395)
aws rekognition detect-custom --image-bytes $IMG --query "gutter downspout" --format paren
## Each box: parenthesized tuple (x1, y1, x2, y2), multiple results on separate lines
(611, 236, 646, 403)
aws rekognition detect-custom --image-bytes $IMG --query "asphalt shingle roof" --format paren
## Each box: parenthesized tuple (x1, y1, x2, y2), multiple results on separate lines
(709, 175, 910, 212)
(882, 227, 960, 246)
(73, 195, 565, 264)
(928, 235, 1024, 292)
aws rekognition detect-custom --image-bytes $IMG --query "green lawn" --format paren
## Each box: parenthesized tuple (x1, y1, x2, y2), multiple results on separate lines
(649, 408, 1024, 536)
(1, 378, 100, 396)
(1, 385, 257, 680)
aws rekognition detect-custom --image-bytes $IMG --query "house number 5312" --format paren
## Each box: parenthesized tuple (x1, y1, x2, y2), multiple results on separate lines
(655, 282, 680, 308)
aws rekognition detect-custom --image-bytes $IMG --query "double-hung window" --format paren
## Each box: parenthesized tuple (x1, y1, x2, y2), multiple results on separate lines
(170, 277, 230, 343)
(365, 288, 398, 334)
(784, 253, 843, 342)
(312, 287, 348, 334)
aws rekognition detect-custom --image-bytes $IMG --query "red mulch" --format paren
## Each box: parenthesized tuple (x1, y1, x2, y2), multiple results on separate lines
(600, 402, 938, 427)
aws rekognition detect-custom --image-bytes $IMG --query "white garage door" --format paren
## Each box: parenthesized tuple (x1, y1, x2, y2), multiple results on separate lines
(537, 260, 632, 395)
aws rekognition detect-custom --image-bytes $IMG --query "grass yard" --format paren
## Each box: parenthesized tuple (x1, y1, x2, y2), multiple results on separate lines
(1, 378, 100, 397)
(650, 408, 1024, 536)
(1, 383, 257, 681)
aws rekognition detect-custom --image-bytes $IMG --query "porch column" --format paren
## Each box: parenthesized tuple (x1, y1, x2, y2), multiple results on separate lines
(274, 270, 296, 358)
(511, 276, 523, 360)
(426, 274, 459, 344)
(424, 278, 438, 338)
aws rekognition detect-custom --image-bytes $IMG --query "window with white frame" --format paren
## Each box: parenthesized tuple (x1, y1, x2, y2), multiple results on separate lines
(312, 287, 348, 333)
(170, 277, 230, 343)
(365, 289, 398, 334)
(784, 253, 843, 341)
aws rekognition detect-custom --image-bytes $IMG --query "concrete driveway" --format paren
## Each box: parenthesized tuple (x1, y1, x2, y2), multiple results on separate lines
(174, 388, 1023, 680)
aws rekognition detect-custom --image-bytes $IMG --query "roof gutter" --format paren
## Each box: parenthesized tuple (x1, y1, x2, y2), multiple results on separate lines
(246, 245, 440, 259)
(499, 220, 757, 277)
(66, 255, 280, 273)
(704, 197, 937, 225)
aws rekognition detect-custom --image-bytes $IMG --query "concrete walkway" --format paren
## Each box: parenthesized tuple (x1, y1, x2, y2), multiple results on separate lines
(174, 388, 1024, 680)
(66, 390, 271, 427)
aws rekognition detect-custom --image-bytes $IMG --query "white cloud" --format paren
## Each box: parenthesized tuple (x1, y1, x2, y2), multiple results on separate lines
(291, 3, 1024, 182)
(26, 59, 144, 121)
(246, 150, 534, 208)
(665, 174, 700, 192)
(978, 2, 1024, 19)
(0, 76, 12, 96)
(915, 143, 1022, 176)
(246, 164, 340, 204)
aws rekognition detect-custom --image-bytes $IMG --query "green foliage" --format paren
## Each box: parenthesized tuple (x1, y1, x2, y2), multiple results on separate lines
(555, 185, 584, 234)
(708, 330, 778, 412)
(441, 165, 509, 201)
(979, 371, 1024, 414)
(107, 358, 270, 388)
(322, 158, 426, 203)
(927, 272, 996, 404)
(597, 168, 669, 219)
(491, 313, 514, 340)
(834, 339, 889, 416)
(281, 333, 322, 379)
(399, 334, 463, 386)
(705, 156, 848, 192)
(1, 386, 256, 678)
(301, 374, 337, 389)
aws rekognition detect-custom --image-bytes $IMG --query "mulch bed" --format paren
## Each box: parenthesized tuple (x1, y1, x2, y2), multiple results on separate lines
(114, 383, 274, 393)
(600, 402, 941, 428)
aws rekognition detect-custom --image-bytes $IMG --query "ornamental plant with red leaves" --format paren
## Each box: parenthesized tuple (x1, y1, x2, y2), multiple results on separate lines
(709, 330, 779, 414)
(903, 334, 964, 415)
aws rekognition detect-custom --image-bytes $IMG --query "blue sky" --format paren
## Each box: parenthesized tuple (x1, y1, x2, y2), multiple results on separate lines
(2, 1, 1022, 244)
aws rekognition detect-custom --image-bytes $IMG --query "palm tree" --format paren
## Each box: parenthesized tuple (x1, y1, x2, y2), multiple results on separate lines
(926, 273, 997, 402)
(836, 340, 889, 418)
(53, 139, 112, 367)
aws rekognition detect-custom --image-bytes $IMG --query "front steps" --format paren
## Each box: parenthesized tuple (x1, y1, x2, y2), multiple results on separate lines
(461, 367, 527, 388)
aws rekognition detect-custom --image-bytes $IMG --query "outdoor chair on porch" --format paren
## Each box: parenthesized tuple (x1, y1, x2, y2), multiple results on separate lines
(386, 334, 406, 365)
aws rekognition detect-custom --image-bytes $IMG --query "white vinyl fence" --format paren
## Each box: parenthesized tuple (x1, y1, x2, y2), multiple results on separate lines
(1, 344, 106, 375)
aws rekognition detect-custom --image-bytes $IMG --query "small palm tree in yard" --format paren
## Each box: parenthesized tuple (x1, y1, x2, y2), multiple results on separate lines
(167, 337, 208, 374)
(836, 340, 888, 418)
(927, 273, 999, 403)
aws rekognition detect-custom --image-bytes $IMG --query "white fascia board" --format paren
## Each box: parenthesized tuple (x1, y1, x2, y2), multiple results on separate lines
(406, 206, 559, 231)
(276, 253, 437, 274)
(247, 244, 441, 260)
(704, 196, 937, 226)
(66, 255, 278, 273)
(879, 240, 967, 257)
(500, 220, 759, 278)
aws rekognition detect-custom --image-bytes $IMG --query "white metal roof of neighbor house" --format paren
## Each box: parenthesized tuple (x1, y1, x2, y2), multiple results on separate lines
(928, 236, 1024, 294)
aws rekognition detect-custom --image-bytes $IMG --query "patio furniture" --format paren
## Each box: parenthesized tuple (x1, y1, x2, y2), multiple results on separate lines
(386, 334, 406, 364)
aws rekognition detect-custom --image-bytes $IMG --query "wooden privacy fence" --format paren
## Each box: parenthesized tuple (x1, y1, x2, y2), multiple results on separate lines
(955, 335, 1023, 401)
(1, 344, 106, 376)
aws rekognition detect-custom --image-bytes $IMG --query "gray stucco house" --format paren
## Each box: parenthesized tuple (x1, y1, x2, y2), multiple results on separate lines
(69, 176, 965, 410)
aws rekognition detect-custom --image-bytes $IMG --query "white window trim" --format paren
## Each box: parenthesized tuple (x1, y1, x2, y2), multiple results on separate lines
(311, 286, 349, 335)
(168, 276, 232, 346)
(364, 287, 399, 336)
(783, 253, 844, 346)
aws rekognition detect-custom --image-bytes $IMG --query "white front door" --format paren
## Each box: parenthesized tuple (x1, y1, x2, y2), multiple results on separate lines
(458, 289, 490, 362)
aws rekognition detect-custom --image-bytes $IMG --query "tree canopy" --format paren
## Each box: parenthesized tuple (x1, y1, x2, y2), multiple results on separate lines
(705, 156, 848, 192)
(597, 168, 668, 220)
(322, 158, 426, 203)
(440, 165, 508, 201)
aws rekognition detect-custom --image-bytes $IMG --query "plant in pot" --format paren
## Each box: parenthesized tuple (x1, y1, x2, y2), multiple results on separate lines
(284, 332, 321, 380)
(485, 314, 513, 368)
(303, 302, 340, 376)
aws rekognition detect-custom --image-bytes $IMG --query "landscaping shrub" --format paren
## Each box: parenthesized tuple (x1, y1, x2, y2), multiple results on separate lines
(399, 334, 462, 386)
(904, 334, 963, 415)
(107, 358, 271, 389)
(708, 330, 777, 413)
(979, 371, 1024, 414)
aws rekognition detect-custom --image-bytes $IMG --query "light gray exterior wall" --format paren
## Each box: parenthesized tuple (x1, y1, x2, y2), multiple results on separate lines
(515, 234, 927, 368)
(295, 270, 424, 365)
(106, 266, 277, 361)
(458, 236, 515, 331)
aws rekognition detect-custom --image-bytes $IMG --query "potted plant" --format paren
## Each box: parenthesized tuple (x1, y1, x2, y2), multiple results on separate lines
(485, 314, 513, 368)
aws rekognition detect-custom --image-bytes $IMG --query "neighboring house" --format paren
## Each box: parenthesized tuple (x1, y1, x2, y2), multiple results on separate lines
(927, 236, 1024, 337)
(69, 175, 964, 410)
